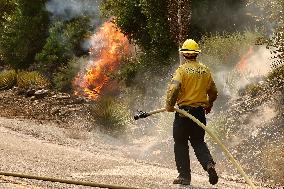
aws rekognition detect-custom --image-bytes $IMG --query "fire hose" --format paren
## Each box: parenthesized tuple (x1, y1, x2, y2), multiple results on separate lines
(134, 108, 257, 189)
(0, 171, 142, 189)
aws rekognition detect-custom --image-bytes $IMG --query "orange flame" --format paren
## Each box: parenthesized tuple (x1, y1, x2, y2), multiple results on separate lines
(74, 21, 130, 100)
(235, 46, 254, 72)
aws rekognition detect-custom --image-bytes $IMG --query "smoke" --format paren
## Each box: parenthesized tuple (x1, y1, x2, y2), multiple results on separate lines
(46, 0, 101, 25)
(241, 47, 272, 77)
(205, 43, 283, 183)
(191, 0, 255, 38)
(214, 46, 274, 98)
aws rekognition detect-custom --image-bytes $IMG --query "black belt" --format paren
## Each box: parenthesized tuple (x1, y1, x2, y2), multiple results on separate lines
(178, 105, 204, 112)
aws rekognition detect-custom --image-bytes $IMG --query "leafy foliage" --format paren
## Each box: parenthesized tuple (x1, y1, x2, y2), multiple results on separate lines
(101, 0, 176, 61)
(35, 22, 73, 76)
(111, 57, 140, 86)
(0, 0, 49, 70)
(101, 0, 257, 84)
(199, 31, 262, 68)
(53, 57, 82, 92)
(191, 0, 255, 39)
(0, 0, 18, 23)
(102, 0, 255, 54)
(35, 16, 92, 76)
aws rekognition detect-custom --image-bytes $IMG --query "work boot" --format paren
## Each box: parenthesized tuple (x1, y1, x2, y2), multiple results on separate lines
(207, 164, 218, 185)
(173, 175, 191, 185)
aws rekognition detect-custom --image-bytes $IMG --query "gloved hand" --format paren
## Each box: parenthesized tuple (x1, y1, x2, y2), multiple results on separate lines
(166, 105, 175, 112)
(204, 105, 213, 114)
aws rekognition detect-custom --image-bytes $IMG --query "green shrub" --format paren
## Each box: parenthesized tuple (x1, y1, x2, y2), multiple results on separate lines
(17, 71, 50, 89)
(244, 83, 263, 97)
(0, 70, 17, 90)
(89, 96, 130, 134)
(53, 57, 82, 92)
(199, 31, 262, 68)
(0, 0, 49, 70)
(267, 65, 284, 85)
(109, 56, 140, 86)
(35, 16, 91, 76)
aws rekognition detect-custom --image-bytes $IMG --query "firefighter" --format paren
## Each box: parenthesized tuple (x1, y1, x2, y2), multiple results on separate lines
(166, 39, 219, 185)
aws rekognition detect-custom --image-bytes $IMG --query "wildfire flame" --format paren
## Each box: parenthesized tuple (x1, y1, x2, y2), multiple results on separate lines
(74, 21, 131, 100)
(235, 46, 254, 72)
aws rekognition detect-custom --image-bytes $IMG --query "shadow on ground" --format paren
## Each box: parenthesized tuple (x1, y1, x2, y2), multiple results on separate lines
(176, 186, 217, 189)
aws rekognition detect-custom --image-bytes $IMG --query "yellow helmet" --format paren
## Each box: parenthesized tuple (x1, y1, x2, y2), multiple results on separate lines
(179, 39, 201, 54)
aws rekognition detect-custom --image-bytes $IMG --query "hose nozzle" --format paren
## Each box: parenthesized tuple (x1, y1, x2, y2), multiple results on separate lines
(134, 110, 150, 120)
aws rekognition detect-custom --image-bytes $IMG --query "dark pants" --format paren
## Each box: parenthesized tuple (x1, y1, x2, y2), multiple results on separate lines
(173, 106, 215, 178)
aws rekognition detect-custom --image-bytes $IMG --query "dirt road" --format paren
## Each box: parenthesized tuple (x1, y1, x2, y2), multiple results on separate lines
(0, 117, 271, 189)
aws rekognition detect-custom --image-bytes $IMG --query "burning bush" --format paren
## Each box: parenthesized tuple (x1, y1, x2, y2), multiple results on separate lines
(73, 21, 131, 100)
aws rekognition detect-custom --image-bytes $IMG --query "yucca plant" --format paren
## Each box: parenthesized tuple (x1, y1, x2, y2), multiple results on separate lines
(89, 96, 130, 134)
(17, 71, 50, 89)
(0, 70, 17, 90)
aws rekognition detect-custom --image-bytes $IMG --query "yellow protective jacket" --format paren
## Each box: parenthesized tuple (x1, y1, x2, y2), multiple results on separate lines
(166, 60, 218, 108)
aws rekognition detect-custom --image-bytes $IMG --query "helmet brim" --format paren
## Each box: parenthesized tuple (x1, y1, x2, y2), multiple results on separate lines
(179, 49, 201, 53)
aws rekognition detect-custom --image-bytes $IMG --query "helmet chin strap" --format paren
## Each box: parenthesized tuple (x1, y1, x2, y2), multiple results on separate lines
(183, 54, 197, 61)
(186, 57, 197, 61)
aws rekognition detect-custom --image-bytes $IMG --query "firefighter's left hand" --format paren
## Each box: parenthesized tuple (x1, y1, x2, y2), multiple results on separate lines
(166, 105, 175, 112)
(204, 106, 212, 114)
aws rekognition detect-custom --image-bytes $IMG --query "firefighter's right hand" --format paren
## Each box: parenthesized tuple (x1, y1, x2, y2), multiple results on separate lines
(166, 105, 175, 112)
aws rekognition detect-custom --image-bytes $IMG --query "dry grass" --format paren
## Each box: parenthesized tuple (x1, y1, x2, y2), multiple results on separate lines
(262, 140, 284, 185)
(0, 70, 50, 90)
(0, 70, 17, 90)
(17, 71, 50, 89)
(89, 96, 130, 134)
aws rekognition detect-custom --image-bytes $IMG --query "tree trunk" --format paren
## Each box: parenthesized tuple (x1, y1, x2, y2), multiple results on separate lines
(167, 0, 192, 64)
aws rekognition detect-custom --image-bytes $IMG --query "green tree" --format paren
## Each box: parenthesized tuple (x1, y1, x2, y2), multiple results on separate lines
(35, 16, 92, 77)
(191, 0, 254, 39)
(0, 0, 17, 23)
(101, 0, 177, 62)
(0, 0, 49, 70)
(102, 0, 254, 54)
(35, 21, 72, 77)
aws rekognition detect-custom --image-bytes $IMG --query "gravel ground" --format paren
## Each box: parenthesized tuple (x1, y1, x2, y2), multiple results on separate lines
(0, 117, 276, 189)
(0, 89, 280, 189)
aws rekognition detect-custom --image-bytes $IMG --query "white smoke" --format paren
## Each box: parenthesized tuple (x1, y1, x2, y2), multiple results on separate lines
(46, 0, 101, 25)
(241, 47, 273, 77)
(215, 46, 274, 98)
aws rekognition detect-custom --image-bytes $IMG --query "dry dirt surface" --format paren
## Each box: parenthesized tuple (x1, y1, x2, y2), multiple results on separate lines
(0, 116, 275, 189)
(0, 89, 280, 189)
(0, 89, 90, 122)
